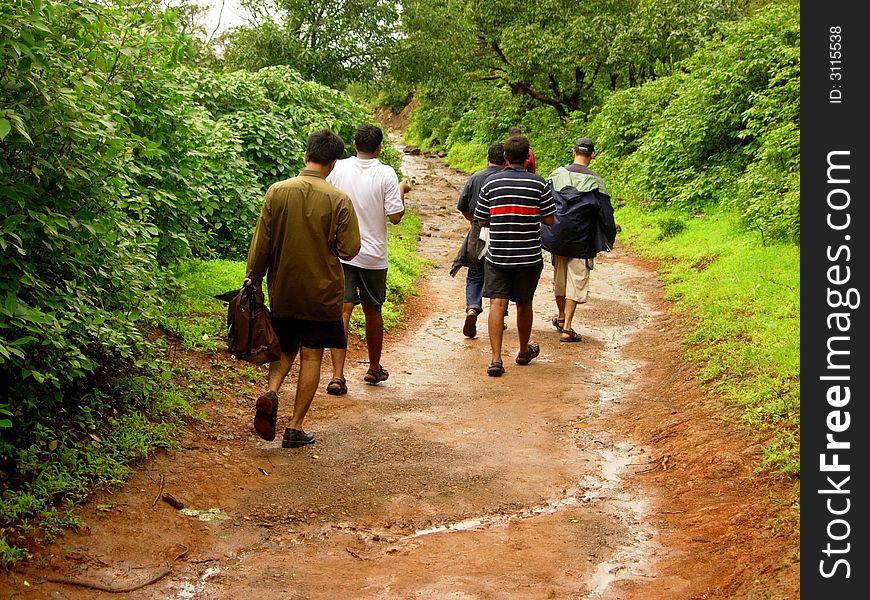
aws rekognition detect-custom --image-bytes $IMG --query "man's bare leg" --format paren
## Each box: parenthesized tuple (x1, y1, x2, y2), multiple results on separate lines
(287, 346, 323, 431)
(488, 298, 508, 364)
(563, 298, 578, 335)
(329, 302, 355, 382)
(362, 304, 385, 370)
(268, 350, 297, 394)
(515, 302, 534, 354)
(555, 295, 566, 323)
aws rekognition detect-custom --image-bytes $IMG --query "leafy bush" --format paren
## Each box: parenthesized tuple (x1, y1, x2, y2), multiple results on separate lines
(586, 75, 683, 196)
(0, 0, 386, 564)
(619, 2, 799, 239)
(1, 1, 193, 462)
(657, 216, 687, 239)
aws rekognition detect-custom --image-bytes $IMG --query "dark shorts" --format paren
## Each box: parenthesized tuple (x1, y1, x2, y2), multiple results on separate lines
(271, 317, 346, 354)
(482, 261, 544, 304)
(343, 264, 388, 307)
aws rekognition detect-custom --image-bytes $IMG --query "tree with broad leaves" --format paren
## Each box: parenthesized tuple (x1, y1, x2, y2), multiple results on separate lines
(394, 0, 740, 119)
(219, 0, 401, 89)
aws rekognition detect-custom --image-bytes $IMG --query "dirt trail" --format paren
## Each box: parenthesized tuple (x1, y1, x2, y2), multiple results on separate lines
(0, 143, 799, 599)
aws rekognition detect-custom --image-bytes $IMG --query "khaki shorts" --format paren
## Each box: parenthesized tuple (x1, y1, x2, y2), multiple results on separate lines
(553, 255, 592, 303)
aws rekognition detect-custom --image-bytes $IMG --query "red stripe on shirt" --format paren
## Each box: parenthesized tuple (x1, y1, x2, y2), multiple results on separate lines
(490, 204, 541, 216)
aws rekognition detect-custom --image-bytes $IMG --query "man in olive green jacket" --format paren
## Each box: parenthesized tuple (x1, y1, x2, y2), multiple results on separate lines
(246, 128, 361, 448)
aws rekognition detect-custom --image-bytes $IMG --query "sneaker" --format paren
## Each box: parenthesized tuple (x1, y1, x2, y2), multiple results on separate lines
(282, 428, 315, 448)
(463, 309, 478, 338)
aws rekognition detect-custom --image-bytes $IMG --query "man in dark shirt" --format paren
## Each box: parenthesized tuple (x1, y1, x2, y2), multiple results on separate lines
(246, 129, 361, 448)
(474, 135, 556, 376)
(451, 143, 505, 338)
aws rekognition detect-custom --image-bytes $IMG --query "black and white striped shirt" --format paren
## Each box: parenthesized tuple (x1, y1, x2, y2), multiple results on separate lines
(474, 168, 556, 268)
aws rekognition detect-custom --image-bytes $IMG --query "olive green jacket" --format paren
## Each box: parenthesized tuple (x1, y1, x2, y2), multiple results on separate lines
(246, 170, 361, 320)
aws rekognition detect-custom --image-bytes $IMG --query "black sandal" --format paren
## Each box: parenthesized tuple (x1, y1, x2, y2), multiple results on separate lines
(487, 361, 505, 377)
(551, 317, 564, 332)
(515, 342, 540, 365)
(326, 377, 347, 395)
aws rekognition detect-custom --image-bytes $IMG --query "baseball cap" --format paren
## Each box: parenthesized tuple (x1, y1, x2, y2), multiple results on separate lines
(574, 137, 595, 155)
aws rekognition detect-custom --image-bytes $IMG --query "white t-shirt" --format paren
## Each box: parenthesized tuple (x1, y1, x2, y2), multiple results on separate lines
(327, 156, 404, 269)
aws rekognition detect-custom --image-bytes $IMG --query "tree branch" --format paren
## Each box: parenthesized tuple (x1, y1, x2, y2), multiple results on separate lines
(510, 81, 567, 119)
(488, 39, 512, 67)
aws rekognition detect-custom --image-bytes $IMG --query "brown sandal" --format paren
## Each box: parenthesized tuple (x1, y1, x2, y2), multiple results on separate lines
(364, 366, 389, 384)
(253, 390, 279, 441)
(560, 329, 582, 343)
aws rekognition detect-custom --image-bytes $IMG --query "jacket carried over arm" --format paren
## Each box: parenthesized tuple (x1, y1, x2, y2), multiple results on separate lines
(541, 165, 616, 259)
(449, 165, 503, 277)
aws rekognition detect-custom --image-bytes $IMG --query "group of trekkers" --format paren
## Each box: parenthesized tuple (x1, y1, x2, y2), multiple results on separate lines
(244, 123, 615, 449)
(451, 129, 616, 377)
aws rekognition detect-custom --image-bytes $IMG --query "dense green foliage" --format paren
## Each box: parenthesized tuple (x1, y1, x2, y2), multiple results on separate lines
(610, 4, 800, 243)
(405, 2, 799, 244)
(393, 0, 739, 119)
(0, 0, 387, 563)
(1, 0, 196, 472)
(218, 0, 401, 90)
(170, 65, 369, 211)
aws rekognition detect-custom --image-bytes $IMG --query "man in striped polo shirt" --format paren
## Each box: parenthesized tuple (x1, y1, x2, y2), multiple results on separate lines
(474, 134, 556, 376)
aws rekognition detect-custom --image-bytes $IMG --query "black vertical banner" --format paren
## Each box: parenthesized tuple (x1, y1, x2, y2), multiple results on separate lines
(801, 1, 869, 597)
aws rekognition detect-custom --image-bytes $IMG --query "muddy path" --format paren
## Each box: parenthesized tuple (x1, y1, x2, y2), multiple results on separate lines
(0, 143, 800, 599)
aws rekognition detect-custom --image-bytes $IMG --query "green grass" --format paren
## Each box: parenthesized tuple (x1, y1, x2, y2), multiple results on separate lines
(614, 205, 799, 477)
(161, 259, 248, 352)
(442, 139, 489, 173)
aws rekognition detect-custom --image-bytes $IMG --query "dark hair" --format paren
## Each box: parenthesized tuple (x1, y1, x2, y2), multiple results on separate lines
(507, 126, 522, 136)
(353, 123, 384, 153)
(306, 129, 345, 165)
(487, 143, 505, 165)
(503, 135, 530, 165)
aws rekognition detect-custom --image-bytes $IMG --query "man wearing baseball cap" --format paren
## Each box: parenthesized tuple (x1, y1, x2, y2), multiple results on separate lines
(541, 136, 617, 342)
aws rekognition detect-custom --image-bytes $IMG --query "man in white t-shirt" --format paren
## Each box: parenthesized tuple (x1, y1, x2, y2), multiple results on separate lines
(325, 123, 410, 395)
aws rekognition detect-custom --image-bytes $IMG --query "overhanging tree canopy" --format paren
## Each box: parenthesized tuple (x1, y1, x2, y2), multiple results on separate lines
(395, 0, 739, 118)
